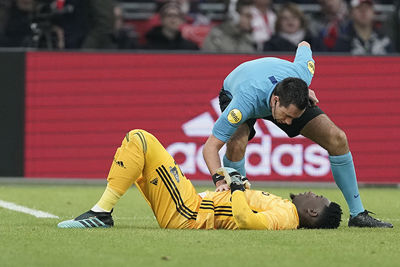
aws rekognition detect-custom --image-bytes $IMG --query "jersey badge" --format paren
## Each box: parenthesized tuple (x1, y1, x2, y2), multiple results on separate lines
(227, 109, 242, 124)
(307, 61, 315, 75)
(268, 76, 278, 84)
(169, 166, 180, 183)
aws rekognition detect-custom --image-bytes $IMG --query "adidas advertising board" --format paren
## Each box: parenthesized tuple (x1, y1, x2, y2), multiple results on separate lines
(167, 97, 330, 178)
(24, 53, 400, 183)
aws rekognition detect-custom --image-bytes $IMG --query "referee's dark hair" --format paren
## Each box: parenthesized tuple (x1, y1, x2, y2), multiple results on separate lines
(274, 77, 309, 110)
(314, 202, 343, 229)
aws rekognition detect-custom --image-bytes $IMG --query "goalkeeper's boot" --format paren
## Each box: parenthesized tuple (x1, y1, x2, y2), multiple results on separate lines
(57, 209, 114, 228)
(348, 210, 393, 228)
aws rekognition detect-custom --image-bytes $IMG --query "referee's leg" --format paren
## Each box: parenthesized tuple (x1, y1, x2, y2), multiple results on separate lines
(300, 114, 364, 216)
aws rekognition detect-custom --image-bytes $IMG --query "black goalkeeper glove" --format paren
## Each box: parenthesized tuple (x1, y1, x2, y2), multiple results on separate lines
(213, 167, 251, 193)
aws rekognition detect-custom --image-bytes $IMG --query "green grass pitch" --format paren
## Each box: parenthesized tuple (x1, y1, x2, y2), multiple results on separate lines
(0, 184, 399, 267)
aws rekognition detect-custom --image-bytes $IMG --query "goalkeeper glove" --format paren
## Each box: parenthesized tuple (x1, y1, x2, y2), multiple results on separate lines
(241, 176, 251, 190)
(215, 167, 251, 192)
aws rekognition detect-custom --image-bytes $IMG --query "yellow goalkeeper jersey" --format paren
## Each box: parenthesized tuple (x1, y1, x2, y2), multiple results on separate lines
(194, 190, 299, 230)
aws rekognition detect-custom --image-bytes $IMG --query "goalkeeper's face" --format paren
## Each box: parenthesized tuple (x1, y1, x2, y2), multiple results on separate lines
(290, 192, 331, 228)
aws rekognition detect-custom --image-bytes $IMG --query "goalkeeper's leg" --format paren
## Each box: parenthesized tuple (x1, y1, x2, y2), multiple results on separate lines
(58, 130, 147, 228)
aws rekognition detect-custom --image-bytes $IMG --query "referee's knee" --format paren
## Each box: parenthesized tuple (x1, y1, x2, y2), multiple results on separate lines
(327, 128, 349, 155)
(226, 138, 247, 160)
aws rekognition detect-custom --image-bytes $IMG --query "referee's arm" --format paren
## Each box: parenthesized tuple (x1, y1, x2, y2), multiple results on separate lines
(203, 134, 225, 176)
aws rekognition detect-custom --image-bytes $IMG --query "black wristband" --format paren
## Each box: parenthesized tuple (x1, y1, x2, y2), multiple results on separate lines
(230, 182, 245, 193)
(212, 173, 224, 185)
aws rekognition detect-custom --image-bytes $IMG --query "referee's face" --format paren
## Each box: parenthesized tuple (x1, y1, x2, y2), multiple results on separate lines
(272, 99, 305, 125)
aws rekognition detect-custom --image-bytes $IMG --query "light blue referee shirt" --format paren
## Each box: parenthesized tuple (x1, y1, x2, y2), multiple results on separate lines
(212, 45, 315, 143)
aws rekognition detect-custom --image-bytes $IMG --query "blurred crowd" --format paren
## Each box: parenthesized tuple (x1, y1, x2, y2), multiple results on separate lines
(0, 0, 398, 54)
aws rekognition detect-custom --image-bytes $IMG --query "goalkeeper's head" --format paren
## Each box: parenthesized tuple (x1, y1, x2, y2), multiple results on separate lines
(290, 192, 342, 229)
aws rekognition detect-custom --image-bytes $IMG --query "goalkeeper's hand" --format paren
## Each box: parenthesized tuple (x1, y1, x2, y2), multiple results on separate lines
(241, 176, 251, 190)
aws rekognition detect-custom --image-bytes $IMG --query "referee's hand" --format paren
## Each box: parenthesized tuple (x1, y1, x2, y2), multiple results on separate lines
(215, 180, 230, 192)
(298, 41, 311, 48)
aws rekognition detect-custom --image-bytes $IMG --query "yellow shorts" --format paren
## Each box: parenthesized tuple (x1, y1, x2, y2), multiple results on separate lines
(107, 129, 201, 229)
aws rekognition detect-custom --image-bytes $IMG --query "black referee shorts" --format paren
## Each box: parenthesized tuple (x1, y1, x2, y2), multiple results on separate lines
(219, 88, 324, 140)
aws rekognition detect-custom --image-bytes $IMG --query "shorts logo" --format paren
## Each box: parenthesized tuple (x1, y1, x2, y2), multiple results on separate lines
(114, 159, 126, 169)
(227, 109, 242, 124)
(307, 61, 315, 75)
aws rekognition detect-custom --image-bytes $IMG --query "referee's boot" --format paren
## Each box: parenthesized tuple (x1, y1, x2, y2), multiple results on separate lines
(348, 210, 393, 228)
(58, 209, 114, 228)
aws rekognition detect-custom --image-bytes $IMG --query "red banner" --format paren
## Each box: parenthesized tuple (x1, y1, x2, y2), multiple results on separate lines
(25, 52, 400, 183)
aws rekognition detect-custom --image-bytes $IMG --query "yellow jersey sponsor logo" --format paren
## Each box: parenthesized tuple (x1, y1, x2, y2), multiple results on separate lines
(227, 109, 242, 124)
(307, 61, 315, 75)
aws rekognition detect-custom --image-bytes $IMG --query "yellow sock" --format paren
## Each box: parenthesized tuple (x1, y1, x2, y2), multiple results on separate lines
(95, 186, 122, 212)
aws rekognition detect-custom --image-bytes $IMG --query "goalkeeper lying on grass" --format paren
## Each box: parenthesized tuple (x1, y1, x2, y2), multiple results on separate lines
(58, 129, 342, 230)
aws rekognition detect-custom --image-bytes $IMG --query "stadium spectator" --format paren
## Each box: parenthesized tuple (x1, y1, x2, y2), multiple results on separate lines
(202, 0, 255, 53)
(381, 2, 400, 53)
(144, 2, 198, 50)
(274, 0, 314, 2)
(58, 129, 342, 230)
(0, 0, 12, 35)
(0, 0, 68, 49)
(175, 0, 210, 25)
(334, 0, 394, 55)
(147, 0, 210, 27)
(264, 2, 316, 52)
(249, 0, 277, 51)
(202, 41, 393, 228)
(111, 5, 138, 49)
(0, 0, 115, 49)
(309, 0, 351, 51)
(57, 0, 114, 49)
(0, 0, 34, 47)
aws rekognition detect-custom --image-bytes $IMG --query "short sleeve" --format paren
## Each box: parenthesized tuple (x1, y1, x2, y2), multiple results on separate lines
(293, 45, 315, 86)
(212, 98, 250, 143)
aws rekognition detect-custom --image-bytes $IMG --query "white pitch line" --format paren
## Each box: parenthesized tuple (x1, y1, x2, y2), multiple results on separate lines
(0, 199, 59, 218)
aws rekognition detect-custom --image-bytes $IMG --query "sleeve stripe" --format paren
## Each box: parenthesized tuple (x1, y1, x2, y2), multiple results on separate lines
(157, 166, 197, 220)
(200, 203, 214, 207)
(199, 206, 214, 211)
